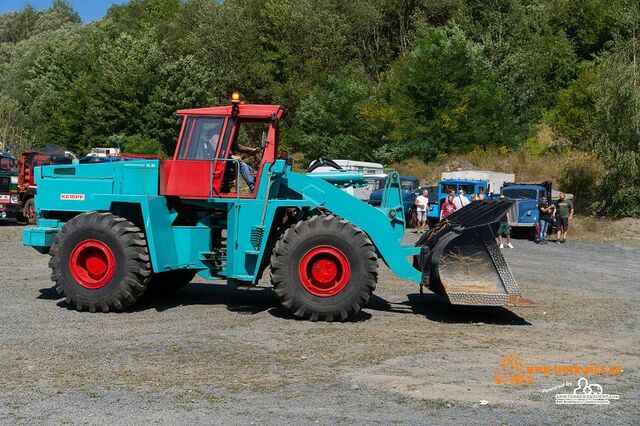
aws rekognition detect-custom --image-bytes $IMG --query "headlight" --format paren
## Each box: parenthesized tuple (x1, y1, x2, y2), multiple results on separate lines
(11, 176, 18, 184)
(10, 195, 18, 204)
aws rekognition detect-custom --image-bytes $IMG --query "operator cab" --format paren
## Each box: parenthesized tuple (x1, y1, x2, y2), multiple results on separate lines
(161, 94, 283, 199)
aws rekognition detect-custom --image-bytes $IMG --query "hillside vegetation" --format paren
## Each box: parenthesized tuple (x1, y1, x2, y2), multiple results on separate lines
(0, 0, 638, 216)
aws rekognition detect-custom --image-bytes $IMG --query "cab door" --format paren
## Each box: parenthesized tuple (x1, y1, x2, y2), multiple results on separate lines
(161, 115, 232, 198)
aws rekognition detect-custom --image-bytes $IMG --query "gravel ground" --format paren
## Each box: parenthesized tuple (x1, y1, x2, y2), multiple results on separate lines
(0, 223, 638, 425)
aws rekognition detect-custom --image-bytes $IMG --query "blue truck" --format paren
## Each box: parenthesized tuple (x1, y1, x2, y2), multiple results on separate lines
(427, 179, 490, 225)
(501, 181, 552, 239)
(369, 176, 419, 226)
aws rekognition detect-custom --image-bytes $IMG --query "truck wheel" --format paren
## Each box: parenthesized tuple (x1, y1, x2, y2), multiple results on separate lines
(49, 212, 152, 312)
(23, 198, 36, 225)
(147, 270, 196, 293)
(270, 215, 377, 321)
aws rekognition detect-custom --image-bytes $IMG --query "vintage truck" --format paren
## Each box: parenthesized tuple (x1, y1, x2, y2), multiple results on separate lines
(427, 179, 489, 225)
(0, 151, 20, 221)
(501, 181, 553, 239)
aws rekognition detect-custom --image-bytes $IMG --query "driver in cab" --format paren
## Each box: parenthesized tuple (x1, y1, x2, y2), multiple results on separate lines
(230, 139, 260, 192)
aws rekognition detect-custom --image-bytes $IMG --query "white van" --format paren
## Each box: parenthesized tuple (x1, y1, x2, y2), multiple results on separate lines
(309, 159, 385, 201)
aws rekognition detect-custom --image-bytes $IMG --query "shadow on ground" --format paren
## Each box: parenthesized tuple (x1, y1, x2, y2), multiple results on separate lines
(38, 283, 530, 325)
(369, 293, 530, 325)
(39, 283, 372, 321)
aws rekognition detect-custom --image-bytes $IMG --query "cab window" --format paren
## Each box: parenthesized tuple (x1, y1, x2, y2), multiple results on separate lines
(441, 183, 457, 194)
(460, 184, 475, 194)
(502, 188, 538, 199)
(177, 117, 225, 160)
(0, 156, 16, 173)
(401, 179, 417, 191)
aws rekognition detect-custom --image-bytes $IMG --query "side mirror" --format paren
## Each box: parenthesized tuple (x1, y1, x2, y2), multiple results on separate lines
(261, 130, 267, 149)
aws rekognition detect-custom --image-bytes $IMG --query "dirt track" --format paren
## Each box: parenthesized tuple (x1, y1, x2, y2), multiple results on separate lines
(0, 223, 638, 424)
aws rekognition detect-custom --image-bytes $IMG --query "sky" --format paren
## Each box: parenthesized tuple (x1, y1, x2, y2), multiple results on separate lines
(0, 0, 128, 22)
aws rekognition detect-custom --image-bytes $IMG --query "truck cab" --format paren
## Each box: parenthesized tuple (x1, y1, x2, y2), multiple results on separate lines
(428, 179, 489, 224)
(500, 182, 551, 236)
(0, 151, 20, 221)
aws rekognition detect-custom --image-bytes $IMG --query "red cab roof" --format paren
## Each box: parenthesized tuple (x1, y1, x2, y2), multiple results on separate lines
(176, 104, 282, 119)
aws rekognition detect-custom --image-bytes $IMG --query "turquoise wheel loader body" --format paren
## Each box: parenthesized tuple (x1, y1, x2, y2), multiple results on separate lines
(23, 99, 533, 320)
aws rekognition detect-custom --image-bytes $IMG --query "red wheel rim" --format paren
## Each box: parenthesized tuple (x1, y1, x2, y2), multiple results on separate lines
(69, 239, 115, 289)
(298, 246, 350, 297)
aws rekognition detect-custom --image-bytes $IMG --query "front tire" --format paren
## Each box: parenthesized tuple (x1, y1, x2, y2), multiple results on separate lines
(49, 212, 152, 312)
(270, 215, 377, 321)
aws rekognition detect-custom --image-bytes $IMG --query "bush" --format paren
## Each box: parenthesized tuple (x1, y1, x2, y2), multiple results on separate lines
(387, 23, 521, 162)
(592, 151, 640, 217)
(107, 134, 165, 156)
(558, 153, 603, 213)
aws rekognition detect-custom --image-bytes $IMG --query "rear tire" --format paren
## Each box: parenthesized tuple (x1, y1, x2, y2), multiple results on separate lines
(49, 212, 152, 312)
(147, 270, 196, 293)
(23, 198, 36, 225)
(270, 215, 377, 321)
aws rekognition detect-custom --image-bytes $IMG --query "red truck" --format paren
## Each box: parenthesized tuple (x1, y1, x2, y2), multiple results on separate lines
(18, 151, 73, 224)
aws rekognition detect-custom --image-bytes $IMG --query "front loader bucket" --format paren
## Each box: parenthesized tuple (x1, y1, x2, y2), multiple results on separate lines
(416, 200, 536, 307)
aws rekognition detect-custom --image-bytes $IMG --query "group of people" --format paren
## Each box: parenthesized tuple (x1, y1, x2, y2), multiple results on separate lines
(496, 191, 574, 248)
(440, 189, 478, 221)
(414, 188, 476, 230)
(536, 192, 574, 244)
(413, 187, 575, 248)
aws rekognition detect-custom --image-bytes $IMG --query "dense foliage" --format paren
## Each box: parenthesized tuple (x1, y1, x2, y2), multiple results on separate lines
(0, 0, 638, 215)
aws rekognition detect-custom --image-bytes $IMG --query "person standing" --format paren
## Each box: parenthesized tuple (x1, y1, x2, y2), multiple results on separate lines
(453, 189, 470, 210)
(536, 196, 552, 244)
(440, 194, 457, 220)
(554, 192, 574, 244)
(415, 189, 430, 230)
(497, 196, 514, 249)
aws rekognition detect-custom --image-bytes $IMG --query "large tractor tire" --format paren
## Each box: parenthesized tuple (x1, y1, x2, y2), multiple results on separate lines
(270, 215, 378, 321)
(147, 269, 196, 293)
(49, 212, 152, 312)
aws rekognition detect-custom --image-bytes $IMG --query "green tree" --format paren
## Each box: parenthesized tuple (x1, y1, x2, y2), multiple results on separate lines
(286, 72, 392, 162)
(554, 65, 598, 146)
(387, 23, 519, 161)
(590, 38, 640, 216)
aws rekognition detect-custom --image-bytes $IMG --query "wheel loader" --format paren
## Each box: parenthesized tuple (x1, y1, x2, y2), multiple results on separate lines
(23, 94, 534, 321)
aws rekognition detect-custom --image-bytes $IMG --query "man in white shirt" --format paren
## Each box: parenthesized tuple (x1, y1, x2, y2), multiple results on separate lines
(453, 189, 470, 210)
(414, 189, 430, 230)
